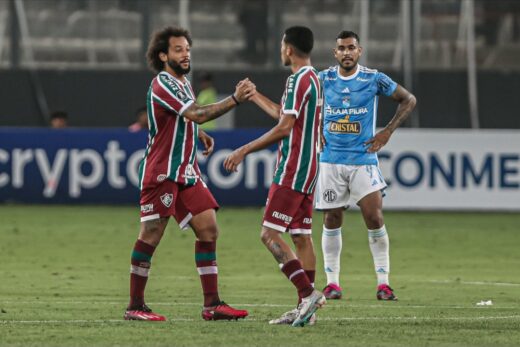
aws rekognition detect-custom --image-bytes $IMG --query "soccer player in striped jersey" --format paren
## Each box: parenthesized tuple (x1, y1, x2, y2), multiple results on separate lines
(316, 31, 416, 301)
(124, 26, 255, 322)
(224, 26, 325, 327)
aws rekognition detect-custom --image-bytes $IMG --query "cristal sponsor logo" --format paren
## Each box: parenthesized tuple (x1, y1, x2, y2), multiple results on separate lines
(356, 77, 370, 82)
(272, 211, 292, 223)
(160, 193, 173, 207)
(329, 115, 361, 134)
(303, 217, 312, 224)
(141, 204, 154, 213)
(157, 174, 167, 182)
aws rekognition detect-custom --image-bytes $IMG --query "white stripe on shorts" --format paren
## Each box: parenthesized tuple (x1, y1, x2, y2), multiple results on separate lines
(140, 213, 160, 222)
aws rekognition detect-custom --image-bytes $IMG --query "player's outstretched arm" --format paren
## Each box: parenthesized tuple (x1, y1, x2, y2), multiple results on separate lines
(223, 114, 296, 172)
(365, 84, 416, 153)
(182, 79, 256, 124)
(250, 92, 282, 120)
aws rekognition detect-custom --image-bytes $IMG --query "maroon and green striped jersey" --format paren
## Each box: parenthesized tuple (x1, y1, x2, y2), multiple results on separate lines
(273, 66, 322, 194)
(138, 71, 200, 189)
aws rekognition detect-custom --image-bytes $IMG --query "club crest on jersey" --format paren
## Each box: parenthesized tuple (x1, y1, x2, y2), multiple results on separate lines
(160, 193, 173, 208)
(342, 95, 351, 107)
(329, 115, 361, 134)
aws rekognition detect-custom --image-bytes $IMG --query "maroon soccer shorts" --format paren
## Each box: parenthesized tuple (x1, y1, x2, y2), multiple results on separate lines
(140, 179, 219, 229)
(262, 183, 314, 234)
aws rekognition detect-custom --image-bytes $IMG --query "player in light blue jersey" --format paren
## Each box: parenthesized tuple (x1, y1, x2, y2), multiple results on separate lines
(315, 31, 416, 301)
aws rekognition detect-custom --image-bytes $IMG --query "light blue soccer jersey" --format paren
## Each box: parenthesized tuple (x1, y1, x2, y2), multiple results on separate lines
(319, 65, 397, 165)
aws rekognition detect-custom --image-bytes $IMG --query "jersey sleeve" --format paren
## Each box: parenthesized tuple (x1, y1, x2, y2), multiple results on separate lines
(153, 74, 195, 116)
(375, 72, 398, 97)
(318, 70, 325, 83)
(282, 73, 309, 117)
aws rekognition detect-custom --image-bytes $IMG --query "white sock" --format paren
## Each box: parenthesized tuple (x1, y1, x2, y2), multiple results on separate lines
(322, 226, 342, 285)
(368, 225, 390, 286)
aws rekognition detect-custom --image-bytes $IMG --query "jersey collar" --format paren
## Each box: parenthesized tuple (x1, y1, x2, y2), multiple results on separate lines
(295, 65, 312, 74)
(336, 64, 360, 81)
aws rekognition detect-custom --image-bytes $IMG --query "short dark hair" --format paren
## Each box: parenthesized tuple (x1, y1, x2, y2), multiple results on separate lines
(283, 26, 314, 56)
(146, 26, 192, 73)
(50, 111, 67, 120)
(336, 30, 360, 44)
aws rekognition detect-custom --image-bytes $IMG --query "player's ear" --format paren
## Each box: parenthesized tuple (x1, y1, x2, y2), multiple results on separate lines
(358, 46, 363, 57)
(159, 52, 167, 63)
(286, 44, 293, 57)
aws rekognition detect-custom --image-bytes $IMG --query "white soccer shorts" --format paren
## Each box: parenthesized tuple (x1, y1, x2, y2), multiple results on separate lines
(314, 163, 387, 210)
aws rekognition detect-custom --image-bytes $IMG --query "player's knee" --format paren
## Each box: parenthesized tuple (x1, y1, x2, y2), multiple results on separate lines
(260, 228, 276, 245)
(197, 225, 219, 242)
(324, 210, 342, 229)
(365, 212, 384, 229)
(141, 220, 163, 235)
(291, 234, 313, 249)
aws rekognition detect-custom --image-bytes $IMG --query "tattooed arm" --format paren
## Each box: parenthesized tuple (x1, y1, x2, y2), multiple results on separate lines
(365, 84, 416, 153)
(182, 79, 256, 124)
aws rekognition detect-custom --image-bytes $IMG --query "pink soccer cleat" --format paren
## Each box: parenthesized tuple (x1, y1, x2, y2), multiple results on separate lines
(124, 304, 166, 321)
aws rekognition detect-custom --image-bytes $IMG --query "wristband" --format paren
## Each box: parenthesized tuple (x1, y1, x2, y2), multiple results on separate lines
(231, 94, 240, 106)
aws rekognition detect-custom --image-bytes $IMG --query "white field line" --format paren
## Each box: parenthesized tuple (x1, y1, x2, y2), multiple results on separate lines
(1, 316, 520, 325)
(0, 301, 518, 310)
(428, 280, 520, 287)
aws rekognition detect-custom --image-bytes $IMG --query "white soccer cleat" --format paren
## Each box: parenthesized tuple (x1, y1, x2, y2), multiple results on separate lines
(292, 289, 326, 327)
(269, 308, 316, 325)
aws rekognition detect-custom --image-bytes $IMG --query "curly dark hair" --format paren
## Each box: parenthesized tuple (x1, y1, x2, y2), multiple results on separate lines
(146, 26, 193, 73)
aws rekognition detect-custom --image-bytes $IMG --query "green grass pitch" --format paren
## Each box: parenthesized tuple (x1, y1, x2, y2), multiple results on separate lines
(1, 205, 519, 346)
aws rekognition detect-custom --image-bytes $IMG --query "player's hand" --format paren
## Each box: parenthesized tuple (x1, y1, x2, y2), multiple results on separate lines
(198, 130, 214, 156)
(223, 148, 245, 172)
(234, 78, 256, 103)
(365, 128, 392, 153)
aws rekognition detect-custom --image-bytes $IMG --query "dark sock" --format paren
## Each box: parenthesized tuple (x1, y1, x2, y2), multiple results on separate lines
(281, 259, 314, 299)
(129, 239, 155, 308)
(195, 240, 220, 307)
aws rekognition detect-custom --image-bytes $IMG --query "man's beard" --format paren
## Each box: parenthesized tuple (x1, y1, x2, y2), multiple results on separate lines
(167, 59, 190, 75)
(339, 58, 357, 72)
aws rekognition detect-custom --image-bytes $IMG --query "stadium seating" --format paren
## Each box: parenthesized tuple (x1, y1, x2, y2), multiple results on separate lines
(1, 0, 519, 70)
